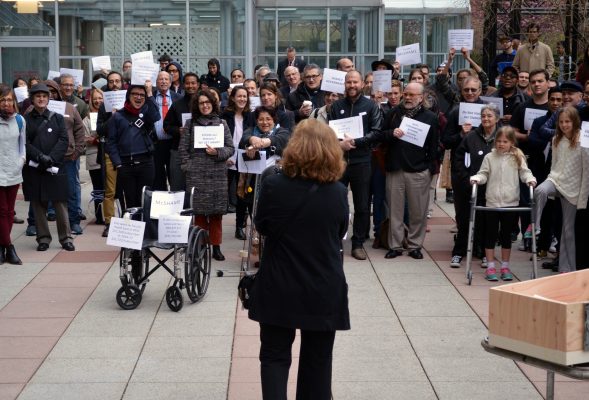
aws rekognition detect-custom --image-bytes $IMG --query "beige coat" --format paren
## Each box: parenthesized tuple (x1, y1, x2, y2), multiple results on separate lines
(512, 41, 555, 76)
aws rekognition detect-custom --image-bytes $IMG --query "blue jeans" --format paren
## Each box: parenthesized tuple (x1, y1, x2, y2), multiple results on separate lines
(64, 159, 81, 226)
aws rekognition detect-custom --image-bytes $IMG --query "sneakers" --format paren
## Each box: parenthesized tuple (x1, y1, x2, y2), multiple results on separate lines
(450, 225, 458, 233)
(485, 267, 499, 281)
(523, 225, 532, 239)
(445, 190, 454, 203)
(536, 250, 548, 259)
(351, 247, 367, 260)
(481, 257, 488, 268)
(426, 209, 433, 219)
(500, 267, 513, 281)
(549, 237, 558, 253)
(102, 224, 110, 238)
(25, 225, 37, 236)
(450, 255, 462, 268)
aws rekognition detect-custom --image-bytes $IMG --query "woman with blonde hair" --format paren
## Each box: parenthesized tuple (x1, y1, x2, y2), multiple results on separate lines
(249, 119, 350, 400)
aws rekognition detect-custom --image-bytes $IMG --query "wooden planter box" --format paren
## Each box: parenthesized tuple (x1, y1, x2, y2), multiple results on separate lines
(489, 270, 589, 366)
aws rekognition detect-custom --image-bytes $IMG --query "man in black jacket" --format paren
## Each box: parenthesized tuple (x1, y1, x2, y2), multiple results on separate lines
(286, 64, 325, 123)
(382, 83, 439, 260)
(328, 70, 383, 260)
(200, 58, 230, 94)
(277, 46, 306, 85)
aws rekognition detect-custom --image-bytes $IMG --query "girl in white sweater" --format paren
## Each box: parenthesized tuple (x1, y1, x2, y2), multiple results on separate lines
(534, 106, 589, 273)
(471, 127, 536, 281)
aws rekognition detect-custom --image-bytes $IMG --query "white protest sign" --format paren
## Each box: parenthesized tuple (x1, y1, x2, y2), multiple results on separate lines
(106, 217, 146, 250)
(458, 102, 484, 127)
(329, 116, 364, 139)
(480, 96, 504, 117)
(581, 122, 589, 149)
(524, 108, 548, 131)
(92, 56, 112, 72)
(193, 125, 224, 148)
(372, 70, 392, 93)
(399, 116, 431, 148)
(92, 78, 107, 89)
(47, 70, 60, 81)
(14, 86, 28, 103)
(321, 68, 347, 94)
(237, 150, 277, 174)
(395, 43, 422, 66)
(131, 61, 159, 85)
(89, 112, 98, 131)
(131, 50, 154, 64)
(448, 29, 474, 50)
(59, 68, 84, 86)
(249, 96, 261, 110)
(158, 215, 192, 244)
(150, 191, 185, 219)
(47, 100, 67, 116)
(181, 113, 191, 128)
(103, 90, 127, 112)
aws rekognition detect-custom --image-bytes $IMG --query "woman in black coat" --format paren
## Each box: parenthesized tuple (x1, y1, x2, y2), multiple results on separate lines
(249, 119, 350, 400)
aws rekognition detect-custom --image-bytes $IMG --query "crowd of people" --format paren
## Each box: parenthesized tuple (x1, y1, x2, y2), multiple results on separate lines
(2, 24, 589, 398)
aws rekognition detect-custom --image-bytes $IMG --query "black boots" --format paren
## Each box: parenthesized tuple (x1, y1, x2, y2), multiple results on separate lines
(1, 245, 22, 265)
(235, 228, 246, 240)
(212, 245, 225, 261)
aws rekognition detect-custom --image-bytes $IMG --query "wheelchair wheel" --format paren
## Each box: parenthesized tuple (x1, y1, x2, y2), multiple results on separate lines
(165, 286, 183, 312)
(185, 228, 211, 303)
(116, 285, 142, 310)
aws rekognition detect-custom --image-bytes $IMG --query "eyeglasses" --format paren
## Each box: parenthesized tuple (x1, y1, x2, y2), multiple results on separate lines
(463, 88, 478, 93)
(305, 74, 321, 80)
(502, 74, 517, 79)
(61, 83, 74, 88)
(168, 70, 178, 74)
(0, 98, 13, 104)
(130, 93, 146, 98)
(199, 100, 212, 106)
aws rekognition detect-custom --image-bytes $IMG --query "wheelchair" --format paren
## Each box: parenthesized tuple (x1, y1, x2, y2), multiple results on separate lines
(115, 187, 211, 312)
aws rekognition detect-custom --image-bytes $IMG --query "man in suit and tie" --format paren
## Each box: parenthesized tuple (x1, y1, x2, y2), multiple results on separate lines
(277, 47, 306, 85)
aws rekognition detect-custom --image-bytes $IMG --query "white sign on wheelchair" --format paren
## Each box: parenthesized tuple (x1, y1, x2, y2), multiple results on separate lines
(150, 191, 185, 219)
(158, 215, 192, 243)
(106, 217, 146, 250)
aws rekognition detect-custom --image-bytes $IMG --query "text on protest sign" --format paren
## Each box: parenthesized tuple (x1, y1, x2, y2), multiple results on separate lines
(581, 122, 589, 149)
(395, 43, 422, 66)
(150, 191, 185, 219)
(398, 116, 430, 148)
(458, 102, 484, 127)
(47, 100, 67, 116)
(14, 86, 28, 103)
(524, 108, 548, 131)
(448, 29, 474, 51)
(131, 50, 154, 64)
(193, 125, 224, 148)
(329, 116, 364, 139)
(131, 61, 159, 85)
(106, 217, 146, 250)
(59, 68, 84, 86)
(321, 68, 346, 94)
(103, 90, 127, 112)
(158, 215, 192, 244)
(372, 70, 392, 94)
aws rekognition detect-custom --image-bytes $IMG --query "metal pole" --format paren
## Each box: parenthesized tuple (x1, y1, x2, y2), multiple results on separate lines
(54, 0, 60, 67)
(186, 0, 190, 71)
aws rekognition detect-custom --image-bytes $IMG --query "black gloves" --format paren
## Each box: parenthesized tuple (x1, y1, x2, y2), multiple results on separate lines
(38, 154, 53, 170)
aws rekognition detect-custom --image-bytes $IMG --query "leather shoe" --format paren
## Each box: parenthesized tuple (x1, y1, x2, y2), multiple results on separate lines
(351, 247, 367, 260)
(37, 243, 49, 251)
(372, 237, 381, 249)
(5, 245, 22, 265)
(385, 249, 403, 259)
(408, 249, 423, 259)
(62, 242, 75, 251)
(13, 215, 24, 224)
(212, 245, 225, 261)
(102, 224, 110, 238)
(47, 213, 56, 221)
(0, 246, 5, 264)
(235, 228, 246, 240)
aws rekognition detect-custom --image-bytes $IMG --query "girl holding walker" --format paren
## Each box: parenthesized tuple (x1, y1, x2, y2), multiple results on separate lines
(471, 126, 536, 281)
(534, 106, 589, 273)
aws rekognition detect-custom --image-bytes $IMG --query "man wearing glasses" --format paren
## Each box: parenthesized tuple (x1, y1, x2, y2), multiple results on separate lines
(512, 23, 555, 76)
(60, 74, 89, 120)
(285, 64, 325, 123)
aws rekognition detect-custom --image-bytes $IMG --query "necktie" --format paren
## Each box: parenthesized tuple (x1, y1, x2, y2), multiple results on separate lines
(162, 95, 169, 119)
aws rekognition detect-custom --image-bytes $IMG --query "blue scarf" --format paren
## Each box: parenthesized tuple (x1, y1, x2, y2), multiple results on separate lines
(252, 124, 279, 138)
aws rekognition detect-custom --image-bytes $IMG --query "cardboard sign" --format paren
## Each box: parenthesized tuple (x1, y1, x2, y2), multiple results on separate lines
(321, 68, 346, 94)
(47, 100, 67, 116)
(103, 90, 127, 113)
(372, 70, 392, 93)
(480, 96, 504, 117)
(131, 61, 159, 85)
(237, 150, 277, 174)
(398, 116, 430, 148)
(395, 43, 422, 65)
(458, 102, 484, 127)
(193, 125, 224, 148)
(106, 217, 146, 250)
(150, 191, 185, 219)
(448, 29, 474, 50)
(89, 112, 98, 131)
(59, 68, 84, 86)
(329, 116, 364, 139)
(581, 121, 589, 149)
(524, 108, 548, 131)
(131, 50, 154, 64)
(92, 56, 112, 72)
(14, 86, 28, 103)
(158, 215, 192, 244)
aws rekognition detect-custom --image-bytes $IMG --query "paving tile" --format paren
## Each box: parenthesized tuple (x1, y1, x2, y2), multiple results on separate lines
(142, 335, 233, 358)
(41, 262, 113, 275)
(419, 356, 528, 382)
(433, 381, 542, 400)
(27, 274, 105, 288)
(231, 335, 262, 358)
(63, 314, 154, 337)
(0, 337, 59, 359)
(229, 357, 299, 383)
(401, 316, 486, 336)
(409, 334, 496, 359)
(334, 335, 415, 359)
(17, 383, 126, 400)
(332, 355, 427, 382)
(51, 250, 119, 263)
(0, 318, 70, 337)
(377, 272, 451, 286)
(150, 316, 235, 337)
(49, 336, 145, 359)
(534, 381, 589, 400)
(0, 300, 82, 319)
(234, 317, 260, 336)
(0, 383, 24, 400)
(340, 315, 404, 336)
(0, 359, 43, 384)
(30, 358, 136, 383)
(332, 381, 437, 400)
(372, 261, 448, 274)
(130, 357, 230, 383)
(123, 383, 227, 400)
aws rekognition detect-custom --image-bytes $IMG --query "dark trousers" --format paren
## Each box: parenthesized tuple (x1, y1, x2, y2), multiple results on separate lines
(340, 162, 371, 248)
(370, 164, 386, 237)
(153, 139, 173, 190)
(259, 323, 335, 400)
(118, 160, 155, 210)
(483, 210, 518, 249)
(89, 168, 104, 223)
(538, 199, 561, 251)
(0, 185, 19, 246)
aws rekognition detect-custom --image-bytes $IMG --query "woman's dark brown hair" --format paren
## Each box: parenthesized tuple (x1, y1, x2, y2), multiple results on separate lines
(225, 86, 250, 113)
(191, 89, 220, 118)
(259, 83, 283, 108)
(0, 84, 18, 111)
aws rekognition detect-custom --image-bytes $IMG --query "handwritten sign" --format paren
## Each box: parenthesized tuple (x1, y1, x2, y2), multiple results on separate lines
(321, 68, 346, 94)
(59, 68, 84, 86)
(92, 56, 112, 72)
(103, 90, 127, 113)
(14, 86, 28, 103)
(106, 217, 146, 250)
(329, 116, 364, 139)
(47, 100, 67, 116)
(131, 50, 154, 64)
(89, 112, 98, 131)
(150, 191, 185, 219)
(448, 29, 474, 51)
(399, 116, 431, 148)
(237, 150, 277, 174)
(158, 215, 192, 244)
(524, 108, 548, 131)
(131, 61, 159, 85)
(181, 113, 191, 128)
(249, 96, 261, 110)
(480, 96, 504, 117)
(458, 102, 484, 127)
(395, 43, 422, 66)
(372, 70, 392, 93)
(193, 125, 224, 148)
(581, 122, 589, 149)
(47, 70, 60, 81)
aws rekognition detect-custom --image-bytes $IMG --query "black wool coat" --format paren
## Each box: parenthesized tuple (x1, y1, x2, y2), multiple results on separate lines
(248, 174, 351, 331)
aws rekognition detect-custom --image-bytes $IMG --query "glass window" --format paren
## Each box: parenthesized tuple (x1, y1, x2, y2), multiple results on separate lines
(0, 3, 55, 37)
(277, 9, 327, 53)
(402, 19, 423, 47)
(384, 18, 399, 53)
